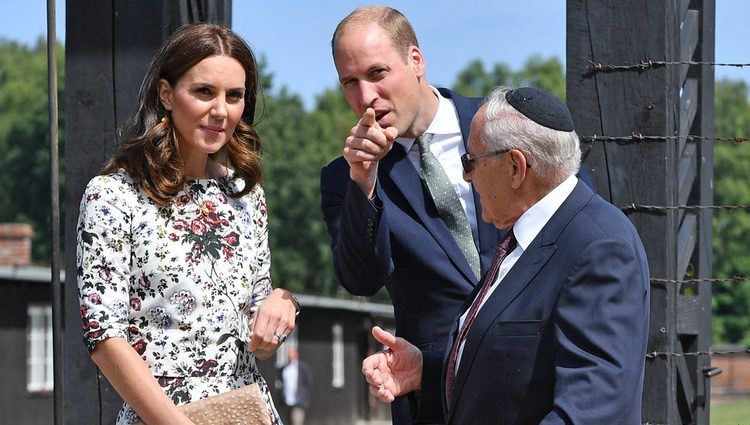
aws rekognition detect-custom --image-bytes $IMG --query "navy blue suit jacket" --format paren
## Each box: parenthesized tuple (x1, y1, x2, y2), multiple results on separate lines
(417, 180, 650, 425)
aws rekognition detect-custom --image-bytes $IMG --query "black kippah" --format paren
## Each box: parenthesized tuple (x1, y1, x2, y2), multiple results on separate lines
(505, 87, 574, 132)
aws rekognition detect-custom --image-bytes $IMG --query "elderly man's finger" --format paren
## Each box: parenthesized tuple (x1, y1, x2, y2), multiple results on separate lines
(371, 326, 398, 350)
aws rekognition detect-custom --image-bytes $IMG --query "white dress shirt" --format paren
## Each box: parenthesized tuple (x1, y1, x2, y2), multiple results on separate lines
(282, 360, 299, 406)
(393, 87, 479, 237)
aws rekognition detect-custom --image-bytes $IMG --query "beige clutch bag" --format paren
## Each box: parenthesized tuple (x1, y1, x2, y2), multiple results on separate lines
(132, 383, 272, 425)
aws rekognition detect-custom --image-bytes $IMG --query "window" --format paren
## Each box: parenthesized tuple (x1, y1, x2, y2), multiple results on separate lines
(332, 322, 344, 388)
(27, 304, 54, 392)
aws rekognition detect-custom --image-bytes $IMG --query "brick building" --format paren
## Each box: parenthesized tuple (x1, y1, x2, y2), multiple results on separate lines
(711, 345, 750, 401)
(0, 223, 55, 424)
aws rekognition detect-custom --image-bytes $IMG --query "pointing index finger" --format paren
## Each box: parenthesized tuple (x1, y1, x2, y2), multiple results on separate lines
(359, 107, 378, 128)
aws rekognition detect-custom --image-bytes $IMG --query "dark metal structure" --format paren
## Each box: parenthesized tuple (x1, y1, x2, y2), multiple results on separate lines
(567, 0, 715, 423)
(63, 2, 231, 423)
(46, 0, 63, 424)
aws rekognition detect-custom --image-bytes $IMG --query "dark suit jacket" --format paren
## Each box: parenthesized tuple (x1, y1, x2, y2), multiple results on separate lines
(417, 180, 650, 425)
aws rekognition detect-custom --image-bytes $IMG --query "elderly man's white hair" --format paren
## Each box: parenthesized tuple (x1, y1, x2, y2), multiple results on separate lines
(480, 86, 581, 184)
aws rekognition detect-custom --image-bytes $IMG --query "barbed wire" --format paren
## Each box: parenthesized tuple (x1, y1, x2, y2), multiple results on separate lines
(580, 134, 750, 144)
(620, 203, 750, 213)
(646, 347, 750, 359)
(578, 59, 750, 381)
(588, 59, 750, 72)
(651, 276, 750, 285)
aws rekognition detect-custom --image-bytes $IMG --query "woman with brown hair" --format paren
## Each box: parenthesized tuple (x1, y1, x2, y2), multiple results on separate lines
(76, 23, 295, 425)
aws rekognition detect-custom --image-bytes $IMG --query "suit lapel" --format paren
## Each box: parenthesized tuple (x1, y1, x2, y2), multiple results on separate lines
(448, 241, 556, 415)
(441, 88, 498, 276)
(379, 145, 479, 283)
(446, 181, 595, 418)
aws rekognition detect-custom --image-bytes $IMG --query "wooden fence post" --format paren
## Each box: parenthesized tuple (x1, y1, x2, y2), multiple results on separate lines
(567, 1, 714, 423)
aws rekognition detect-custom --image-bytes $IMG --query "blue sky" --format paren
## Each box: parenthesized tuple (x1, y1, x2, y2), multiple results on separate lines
(2, 1, 748, 109)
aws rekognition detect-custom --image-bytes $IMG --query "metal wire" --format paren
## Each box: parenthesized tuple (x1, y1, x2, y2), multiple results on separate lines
(620, 203, 750, 213)
(580, 134, 750, 144)
(651, 276, 750, 285)
(588, 59, 750, 72)
(646, 348, 750, 359)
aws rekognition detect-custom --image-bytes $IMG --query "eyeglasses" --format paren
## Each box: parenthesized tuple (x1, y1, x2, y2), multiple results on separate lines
(460, 149, 509, 173)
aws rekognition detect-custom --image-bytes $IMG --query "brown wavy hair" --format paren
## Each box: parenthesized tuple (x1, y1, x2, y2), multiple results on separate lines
(101, 22, 262, 206)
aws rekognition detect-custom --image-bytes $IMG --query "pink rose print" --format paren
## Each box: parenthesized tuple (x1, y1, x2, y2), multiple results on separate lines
(138, 275, 151, 289)
(205, 212, 229, 229)
(87, 292, 102, 305)
(94, 265, 112, 282)
(223, 231, 240, 246)
(192, 359, 219, 377)
(200, 200, 216, 215)
(190, 219, 207, 235)
(172, 219, 189, 231)
(131, 339, 147, 355)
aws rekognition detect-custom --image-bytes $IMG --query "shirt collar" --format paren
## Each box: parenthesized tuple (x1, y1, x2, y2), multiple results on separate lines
(512, 174, 578, 250)
(394, 86, 461, 152)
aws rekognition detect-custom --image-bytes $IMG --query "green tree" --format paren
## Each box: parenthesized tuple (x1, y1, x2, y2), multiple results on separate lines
(452, 59, 514, 98)
(257, 71, 355, 295)
(712, 78, 750, 345)
(514, 55, 566, 100)
(451, 55, 565, 100)
(0, 38, 65, 262)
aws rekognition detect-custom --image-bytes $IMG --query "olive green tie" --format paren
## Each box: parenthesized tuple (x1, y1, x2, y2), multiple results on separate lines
(416, 133, 480, 278)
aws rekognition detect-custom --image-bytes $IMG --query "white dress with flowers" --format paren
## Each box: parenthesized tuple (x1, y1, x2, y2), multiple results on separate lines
(76, 169, 282, 425)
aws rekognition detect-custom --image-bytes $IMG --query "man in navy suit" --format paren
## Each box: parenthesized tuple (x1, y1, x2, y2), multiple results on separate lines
(361, 87, 650, 425)
(320, 7, 496, 423)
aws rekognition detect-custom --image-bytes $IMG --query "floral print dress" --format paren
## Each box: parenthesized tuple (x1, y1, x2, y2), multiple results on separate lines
(77, 169, 282, 425)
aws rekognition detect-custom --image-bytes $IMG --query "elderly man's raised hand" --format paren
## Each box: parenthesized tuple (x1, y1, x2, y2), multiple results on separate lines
(361, 326, 423, 403)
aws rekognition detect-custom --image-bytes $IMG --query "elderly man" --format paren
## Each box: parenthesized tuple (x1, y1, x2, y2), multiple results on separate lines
(362, 87, 650, 425)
